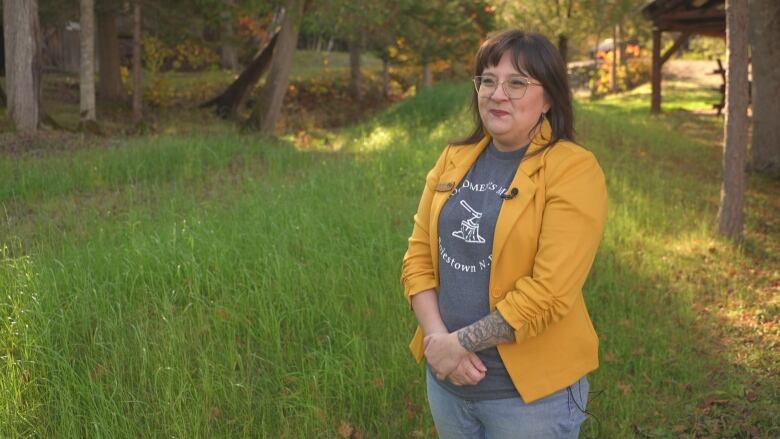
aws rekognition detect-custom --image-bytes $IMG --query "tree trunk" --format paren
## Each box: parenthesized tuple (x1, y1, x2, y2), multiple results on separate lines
(382, 56, 390, 99)
(651, 29, 661, 113)
(0, 84, 6, 107)
(557, 34, 568, 65)
(220, 0, 238, 70)
(717, 0, 749, 242)
(79, 0, 96, 123)
(244, 0, 305, 133)
(421, 60, 432, 88)
(610, 24, 618, 93)
(3, 0, 41, 132)
(97, 10, 122, 101)
(617, 22, 624, 66)
(200, 31, 279, 119)
(749, 0, 780, 175)
(131, 0, 142, 125)
(348, 29, 362, 101)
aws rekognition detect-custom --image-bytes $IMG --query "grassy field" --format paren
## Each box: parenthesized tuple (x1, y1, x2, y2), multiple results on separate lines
(1, 79, 778, 437)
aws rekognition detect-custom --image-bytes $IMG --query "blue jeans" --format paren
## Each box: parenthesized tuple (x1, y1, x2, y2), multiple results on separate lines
(426, 369, 589, 438)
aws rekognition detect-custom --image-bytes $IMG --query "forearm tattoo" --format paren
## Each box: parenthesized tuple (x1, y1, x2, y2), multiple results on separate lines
(457, 311, 516, 352)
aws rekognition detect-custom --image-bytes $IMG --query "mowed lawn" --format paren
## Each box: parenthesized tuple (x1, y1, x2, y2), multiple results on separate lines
(1, 81, 778, 437)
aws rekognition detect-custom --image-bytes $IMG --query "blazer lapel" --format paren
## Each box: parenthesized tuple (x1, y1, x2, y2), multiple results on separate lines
(491, 158, 540, 264)
(428, 137, 491, 278)
(491, 120, 551, 264)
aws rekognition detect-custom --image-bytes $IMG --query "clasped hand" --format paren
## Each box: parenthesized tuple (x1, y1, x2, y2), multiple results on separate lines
(424, 332, 486, 386)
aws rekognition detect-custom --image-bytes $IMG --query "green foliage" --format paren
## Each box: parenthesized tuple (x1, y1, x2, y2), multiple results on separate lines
(171, 40, 220, 71)
(681, 35, 726, 60)
(301, 0, 495, 79)
(496, 0, 649, 62)
(142, 34, 173, 74)
(390, 0, 495, 64)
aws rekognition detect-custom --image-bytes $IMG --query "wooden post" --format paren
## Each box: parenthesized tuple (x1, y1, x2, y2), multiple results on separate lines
(651, 28, 661, 113)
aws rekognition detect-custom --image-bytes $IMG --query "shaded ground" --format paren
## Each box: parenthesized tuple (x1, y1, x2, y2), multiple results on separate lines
(663, 59, 724, 88)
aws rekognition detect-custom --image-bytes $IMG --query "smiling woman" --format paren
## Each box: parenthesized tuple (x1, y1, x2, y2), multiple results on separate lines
(401, 29, 608, 438)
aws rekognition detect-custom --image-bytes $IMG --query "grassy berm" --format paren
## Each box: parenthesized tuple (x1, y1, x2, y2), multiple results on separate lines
(1, 81, 778, 437)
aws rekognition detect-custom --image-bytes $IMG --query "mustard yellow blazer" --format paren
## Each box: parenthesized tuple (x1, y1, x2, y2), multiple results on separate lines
(401, 120, 608, 403)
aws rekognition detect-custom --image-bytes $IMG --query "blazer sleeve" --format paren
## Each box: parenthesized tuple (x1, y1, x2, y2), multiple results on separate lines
(400, 146, 451, 305)
(495, 148, 608, 343)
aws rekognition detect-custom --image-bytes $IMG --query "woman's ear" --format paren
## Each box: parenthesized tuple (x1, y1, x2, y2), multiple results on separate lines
(542, 92, 552, 114)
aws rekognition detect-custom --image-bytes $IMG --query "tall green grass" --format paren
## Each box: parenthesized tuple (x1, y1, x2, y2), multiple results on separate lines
(1, 82, 777, 437)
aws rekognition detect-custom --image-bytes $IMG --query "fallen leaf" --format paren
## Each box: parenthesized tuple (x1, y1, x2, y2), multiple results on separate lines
(700, 395, 716, 409)
(91, 363, 105, 381)
(337, 421, 354, 438)
(617, 382, 632, 395)
(603, 352, 615, 363)
(216, 308, 230, 321)
(745, 390, 758, 402)
(210, 406, 221, 420)
(372, 377, 385, 389)
(405, 398, 415, 420)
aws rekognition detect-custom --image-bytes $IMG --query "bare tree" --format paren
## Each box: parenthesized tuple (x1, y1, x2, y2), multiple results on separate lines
(200, 24, 281, 120)
(80, 0, 96, 125)
(717, 0, 749, 241)
(220, 0, 239, 70)
(348, 28, 364, 101)
(3, 0, 42, 132)
(131, 0, 142, 125)
(244, 0, 306, 133)
(749, 0, 780, 175)
(97, 8, 123, 101)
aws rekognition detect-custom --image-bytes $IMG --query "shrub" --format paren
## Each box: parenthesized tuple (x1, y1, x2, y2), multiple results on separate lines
(172, 40, 220, 71)
(590, 53, 650, 96)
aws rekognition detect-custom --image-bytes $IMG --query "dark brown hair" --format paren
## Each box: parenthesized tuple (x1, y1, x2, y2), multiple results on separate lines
(452, 29, 575, 157)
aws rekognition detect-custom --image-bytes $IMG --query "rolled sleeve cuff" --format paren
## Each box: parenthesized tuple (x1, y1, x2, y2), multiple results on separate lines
(495, 298, 531, 343)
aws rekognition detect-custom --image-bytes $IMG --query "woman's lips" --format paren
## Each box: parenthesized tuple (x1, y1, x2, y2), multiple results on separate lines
(489, 109, 509, 117)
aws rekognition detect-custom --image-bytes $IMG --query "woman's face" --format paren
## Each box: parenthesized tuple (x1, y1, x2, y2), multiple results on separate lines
(477, 51, 550, 151)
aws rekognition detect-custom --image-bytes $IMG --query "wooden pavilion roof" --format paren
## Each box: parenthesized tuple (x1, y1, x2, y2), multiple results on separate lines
(642, 0, 725, 37)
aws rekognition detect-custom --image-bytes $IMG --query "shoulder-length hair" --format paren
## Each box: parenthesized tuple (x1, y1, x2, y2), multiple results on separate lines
(452, 29, 575, 158)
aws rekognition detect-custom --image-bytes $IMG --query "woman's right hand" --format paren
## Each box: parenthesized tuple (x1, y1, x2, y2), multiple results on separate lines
(446, 353, 487, 386)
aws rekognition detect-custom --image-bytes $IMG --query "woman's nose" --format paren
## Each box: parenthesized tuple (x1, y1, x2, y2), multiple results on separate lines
(488, 83, 511, 101)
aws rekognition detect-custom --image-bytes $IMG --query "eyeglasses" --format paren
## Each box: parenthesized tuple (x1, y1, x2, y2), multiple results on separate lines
(473, 75, 543, 100)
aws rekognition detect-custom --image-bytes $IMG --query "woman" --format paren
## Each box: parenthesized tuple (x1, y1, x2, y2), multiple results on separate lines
(401, 29, 607, 438)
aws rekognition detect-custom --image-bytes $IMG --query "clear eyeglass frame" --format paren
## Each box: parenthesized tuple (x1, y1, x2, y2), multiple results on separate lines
(473, 75, 543, 100)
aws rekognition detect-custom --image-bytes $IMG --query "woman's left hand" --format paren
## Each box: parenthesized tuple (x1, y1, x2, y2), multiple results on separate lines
(424, 332, 470, 380)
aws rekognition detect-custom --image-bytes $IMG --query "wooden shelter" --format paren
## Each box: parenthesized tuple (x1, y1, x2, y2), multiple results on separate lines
(642, 0, 725, 113)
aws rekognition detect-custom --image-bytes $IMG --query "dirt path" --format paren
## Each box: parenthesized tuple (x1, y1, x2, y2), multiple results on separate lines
(663, 59, 724, 88)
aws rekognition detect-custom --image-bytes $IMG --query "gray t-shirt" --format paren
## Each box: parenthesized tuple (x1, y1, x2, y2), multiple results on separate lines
(430, 142, 527, 400)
